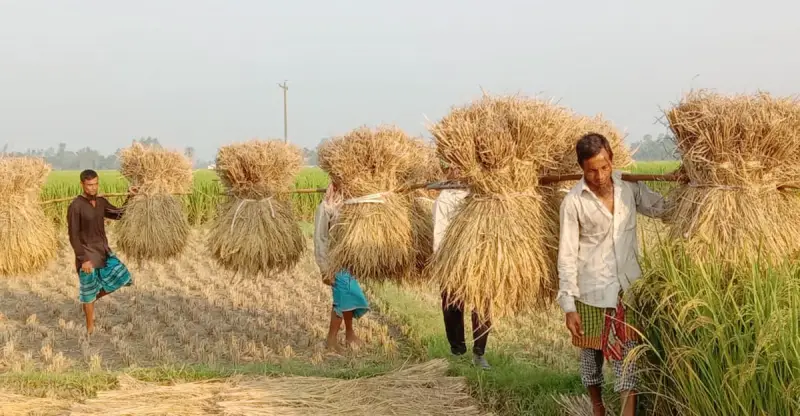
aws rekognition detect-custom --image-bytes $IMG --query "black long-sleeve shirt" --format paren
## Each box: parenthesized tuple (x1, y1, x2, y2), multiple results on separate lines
(66, 195, 126, 273)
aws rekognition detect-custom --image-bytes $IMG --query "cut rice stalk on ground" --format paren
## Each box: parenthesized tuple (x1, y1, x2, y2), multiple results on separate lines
(0, 157, 58, 276)
(208, 140, 305, 275)
(665, 90, 800, 265)
(116, 143, 193, 261)
(318, 125, 419, 283)
(65, 360, 488, 416)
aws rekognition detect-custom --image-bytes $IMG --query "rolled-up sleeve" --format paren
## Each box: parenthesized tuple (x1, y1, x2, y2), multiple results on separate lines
(313, 203, 331, 273)
(556, 195, 580, 313)
(633, 182, 670, 218)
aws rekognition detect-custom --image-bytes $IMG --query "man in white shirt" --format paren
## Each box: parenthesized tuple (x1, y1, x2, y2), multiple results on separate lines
(557, 133, 670, 416)
(432, 165, 491, 370)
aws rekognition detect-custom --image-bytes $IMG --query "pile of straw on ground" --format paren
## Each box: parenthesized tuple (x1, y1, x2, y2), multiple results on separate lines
(208, 140, 305, 275)
(427, 94, 583, 319)
(665, 91, 800, 264)
(0, 157, 58, 276)
(66, 360, 487, 415)
(318, 125, 418, 282)
(0, 390, 69, 415)
(116, 143, 192, 261)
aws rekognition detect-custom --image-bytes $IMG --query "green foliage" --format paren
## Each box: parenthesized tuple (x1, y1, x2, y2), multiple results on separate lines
(634, 246, 800, 415)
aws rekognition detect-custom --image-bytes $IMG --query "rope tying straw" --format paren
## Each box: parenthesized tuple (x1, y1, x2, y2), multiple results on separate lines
(230, 197, 275, 233)
(343, 192, 391, 205)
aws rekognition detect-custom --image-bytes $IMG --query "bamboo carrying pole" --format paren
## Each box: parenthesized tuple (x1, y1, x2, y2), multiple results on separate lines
(38, 173, 683, 205)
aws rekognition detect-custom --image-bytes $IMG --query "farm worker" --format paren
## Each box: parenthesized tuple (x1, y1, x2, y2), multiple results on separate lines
(66, 169, 135, 335)
(433, 163, 492, 370)
(313, 179, 370, 352)
(557, 133, 671, 416)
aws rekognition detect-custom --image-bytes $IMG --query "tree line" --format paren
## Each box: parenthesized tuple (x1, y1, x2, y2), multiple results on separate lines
(0, 134, 675, 170)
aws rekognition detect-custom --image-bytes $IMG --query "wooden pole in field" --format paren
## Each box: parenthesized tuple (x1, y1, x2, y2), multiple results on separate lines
(278, 81, 289, 143)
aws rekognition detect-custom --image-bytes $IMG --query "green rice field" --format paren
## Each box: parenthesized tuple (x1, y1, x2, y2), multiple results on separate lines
(41, 161, 679, 228)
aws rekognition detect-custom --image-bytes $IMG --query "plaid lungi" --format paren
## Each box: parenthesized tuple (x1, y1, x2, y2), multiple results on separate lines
(572, 299, 641, 353)
(78, 253, 132, 303)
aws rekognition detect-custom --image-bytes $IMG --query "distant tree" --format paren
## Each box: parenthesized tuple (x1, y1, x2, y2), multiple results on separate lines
(134, 137, 162, 148)
(631, 133, 679, 161)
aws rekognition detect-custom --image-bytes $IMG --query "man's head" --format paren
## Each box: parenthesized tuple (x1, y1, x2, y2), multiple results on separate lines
(79, 169, 99, 197)
(576, 133, 614, 192)
(440, 160, 461, 181)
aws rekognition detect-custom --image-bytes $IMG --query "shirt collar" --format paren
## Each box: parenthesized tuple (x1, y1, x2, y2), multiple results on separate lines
(579, 170, 622, 195)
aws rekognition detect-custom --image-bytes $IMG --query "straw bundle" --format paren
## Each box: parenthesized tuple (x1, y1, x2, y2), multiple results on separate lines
(208, 140, 305, 275)
(116, 143, 192, 260)
(0, 157, 58, 276)
(427, 94, 582, 319)
(665, 91, 800, 264)
(318, 125, 418, 282)
(407, 139, 442, 277)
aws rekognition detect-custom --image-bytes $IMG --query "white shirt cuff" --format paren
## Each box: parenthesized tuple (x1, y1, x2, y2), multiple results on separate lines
(558, 295, 577, 314)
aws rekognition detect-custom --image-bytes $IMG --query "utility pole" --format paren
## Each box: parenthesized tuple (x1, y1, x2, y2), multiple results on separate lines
(278, 80, 288, 143)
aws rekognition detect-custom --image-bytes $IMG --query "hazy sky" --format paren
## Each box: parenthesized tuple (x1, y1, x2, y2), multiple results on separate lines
(2, 0, 799, 160)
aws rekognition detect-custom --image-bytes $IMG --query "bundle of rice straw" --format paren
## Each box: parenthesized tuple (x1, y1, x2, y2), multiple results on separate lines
(318, 125, 417, 282)
(540, 115, 633, 294)
(116, 143, 192, 261)
(208, 139, 305, 275)
(665, 90, 800, 265)
(0, 157, 58, 276)
(427, 94, 583, 319)
(406, 139, 443, 277)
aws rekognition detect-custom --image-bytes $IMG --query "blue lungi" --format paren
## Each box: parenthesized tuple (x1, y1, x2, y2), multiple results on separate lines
(78, 253, 132, 303)
(332, 269, 369, 319)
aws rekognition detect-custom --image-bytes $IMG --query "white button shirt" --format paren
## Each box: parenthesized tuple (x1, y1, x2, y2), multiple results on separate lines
(432, 189, 469, 254)
(556, 171, 668, 313)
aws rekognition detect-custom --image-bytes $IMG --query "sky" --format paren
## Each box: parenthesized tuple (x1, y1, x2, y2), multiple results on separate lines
(1, 0, 799, 160)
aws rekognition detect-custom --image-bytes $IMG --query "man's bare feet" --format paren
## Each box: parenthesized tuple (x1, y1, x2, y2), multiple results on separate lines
(345, 334, 362, 349)
(326, 336, 342, 352)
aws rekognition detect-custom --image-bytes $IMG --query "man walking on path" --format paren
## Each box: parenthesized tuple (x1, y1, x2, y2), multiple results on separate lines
(67, 169, 134, 334)
(557, 133, 671, 416)
(433, 165, 491, 370)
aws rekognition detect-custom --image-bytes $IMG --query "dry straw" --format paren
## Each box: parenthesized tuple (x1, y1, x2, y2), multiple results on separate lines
(0, 390, 69, 415)
(427, 94, 583, 320)
(66, 360, 487, 415)
(116, 143, 192, 261)
(0, 157, 58, 276)
(208, 140, 305, 275)
(318, 125, 418, 282)
(407, 139, 443, 278)
(665, 90, 800, 265)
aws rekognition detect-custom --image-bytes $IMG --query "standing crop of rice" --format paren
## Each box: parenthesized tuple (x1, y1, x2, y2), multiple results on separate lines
(0, 157, 58, 276)
(427, 94, 584, 320)
(665, 91, 800, 265)
(116, 143, 192, 261)
(208, 139, 305, 275)
(318, 125, 418, 283)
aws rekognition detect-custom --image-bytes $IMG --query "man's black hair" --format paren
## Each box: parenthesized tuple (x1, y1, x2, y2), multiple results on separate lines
(576, 133, 614, 167)
(80, 169, 98, 183)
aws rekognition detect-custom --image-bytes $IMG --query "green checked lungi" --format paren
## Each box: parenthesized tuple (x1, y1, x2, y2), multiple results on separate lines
(78, 253, 132, 304)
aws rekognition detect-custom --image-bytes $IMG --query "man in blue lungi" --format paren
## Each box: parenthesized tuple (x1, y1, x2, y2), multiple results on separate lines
(67, 169, 134, 334)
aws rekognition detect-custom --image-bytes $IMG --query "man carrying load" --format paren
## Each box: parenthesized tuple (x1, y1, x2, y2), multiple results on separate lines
(433, 164, 492, 370)
(557, 133, 671, 416)
(67, 169, 134, 335)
